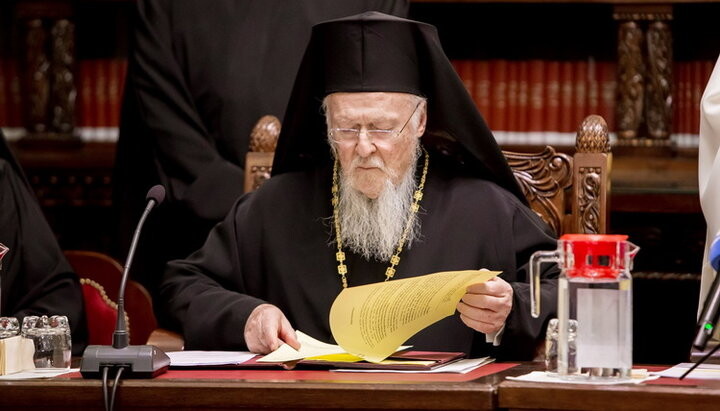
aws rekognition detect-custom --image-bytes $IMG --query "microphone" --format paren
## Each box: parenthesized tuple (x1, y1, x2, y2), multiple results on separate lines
(80, 185, 171, 378)
(693, 232, 720, 351)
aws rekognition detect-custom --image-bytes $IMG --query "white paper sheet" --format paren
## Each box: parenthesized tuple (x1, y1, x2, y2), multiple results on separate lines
(0, 368, 78, 380)
(506, 370, 658, 385)
(166, 351, 255, 367)
(652, 363, 720, 380)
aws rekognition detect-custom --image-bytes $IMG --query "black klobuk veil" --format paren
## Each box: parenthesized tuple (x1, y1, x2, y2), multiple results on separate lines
(272, 11, 526, 204)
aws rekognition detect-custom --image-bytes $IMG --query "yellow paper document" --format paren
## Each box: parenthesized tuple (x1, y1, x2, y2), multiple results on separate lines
(258, 331, 346, 363)
(329, 269, 499, 363)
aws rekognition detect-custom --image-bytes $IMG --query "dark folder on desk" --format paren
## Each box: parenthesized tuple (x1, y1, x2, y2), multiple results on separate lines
(238, 350, 466, 371)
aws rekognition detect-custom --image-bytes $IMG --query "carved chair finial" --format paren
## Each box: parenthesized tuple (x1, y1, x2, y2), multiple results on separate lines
(249, 115, 281, 153)
(576, 115, 611, 154)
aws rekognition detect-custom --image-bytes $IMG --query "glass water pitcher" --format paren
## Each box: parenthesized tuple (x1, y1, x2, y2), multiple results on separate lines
(530, 234, 639, 381)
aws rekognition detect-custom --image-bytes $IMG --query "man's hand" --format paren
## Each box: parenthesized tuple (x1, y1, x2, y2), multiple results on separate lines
(457, 277, 513, 334)
(244, 304, 301, 354)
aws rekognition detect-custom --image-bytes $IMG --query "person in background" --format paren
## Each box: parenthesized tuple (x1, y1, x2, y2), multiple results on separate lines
(113, 0, 409, 315)
(698, 55, 720, 340)
(161, 12, 558, 360)
(0, 130, 87, 355)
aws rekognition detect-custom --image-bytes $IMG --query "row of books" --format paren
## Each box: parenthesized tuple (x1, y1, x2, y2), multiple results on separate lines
(0, 58, 715, 146)
(0, 59, 128, 130)
(450, 59, 716, 136)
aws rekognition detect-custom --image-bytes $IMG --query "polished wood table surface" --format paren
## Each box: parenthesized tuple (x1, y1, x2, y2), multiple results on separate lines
(4, 362, 720, 410)
(498, 364, 720, 411)
(0, 363, 520, 411)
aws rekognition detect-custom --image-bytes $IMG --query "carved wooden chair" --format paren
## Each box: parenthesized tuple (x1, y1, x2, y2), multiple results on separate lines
(502, 115, 611, 235)
(244, 114, 612, 236)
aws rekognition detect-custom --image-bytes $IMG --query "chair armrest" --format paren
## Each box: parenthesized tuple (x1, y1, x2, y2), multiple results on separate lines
(147, 328, 185, 352)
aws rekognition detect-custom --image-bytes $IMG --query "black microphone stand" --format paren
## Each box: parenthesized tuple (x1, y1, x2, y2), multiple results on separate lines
(80, 186, 170, 411)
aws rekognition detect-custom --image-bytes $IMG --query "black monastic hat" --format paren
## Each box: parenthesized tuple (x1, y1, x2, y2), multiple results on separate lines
(272, 11, 526, 204)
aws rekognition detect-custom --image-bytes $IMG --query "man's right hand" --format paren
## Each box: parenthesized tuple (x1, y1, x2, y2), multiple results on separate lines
(244, 304, 301, 354)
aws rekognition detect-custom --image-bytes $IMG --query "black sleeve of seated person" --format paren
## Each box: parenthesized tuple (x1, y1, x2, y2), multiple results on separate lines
(160, 197, 266, 350)
(0, 160, 87, 355)
(495, 202, 559, 360)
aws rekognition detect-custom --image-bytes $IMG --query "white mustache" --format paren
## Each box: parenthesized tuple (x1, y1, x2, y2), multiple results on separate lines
(350, 156, 385, 170)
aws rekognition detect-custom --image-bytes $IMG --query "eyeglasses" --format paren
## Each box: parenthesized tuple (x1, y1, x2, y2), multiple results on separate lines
(329, 101, 421, 144)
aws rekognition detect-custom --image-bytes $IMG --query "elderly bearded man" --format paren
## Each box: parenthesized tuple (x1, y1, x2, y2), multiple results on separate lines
(161, 12, 558, 360)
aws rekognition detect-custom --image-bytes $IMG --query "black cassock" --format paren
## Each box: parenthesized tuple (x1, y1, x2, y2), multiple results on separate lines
(0, 139, 87, 355)
(161, 159, 558, 360)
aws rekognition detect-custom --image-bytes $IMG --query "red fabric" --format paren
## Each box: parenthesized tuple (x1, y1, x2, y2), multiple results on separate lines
(81, 282, 117, 345)
(63, 362, 518, 382)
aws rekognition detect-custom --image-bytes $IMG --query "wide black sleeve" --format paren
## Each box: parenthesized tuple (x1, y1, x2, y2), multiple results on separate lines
(130, 0, 245, 221)
(0, 160, 87, 355)
(160, 196, 266, 350)
(496, 203, 559, 360)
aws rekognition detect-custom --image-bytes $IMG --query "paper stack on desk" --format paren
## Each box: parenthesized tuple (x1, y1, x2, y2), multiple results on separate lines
(0, 336, 35, 375)
(256, 269, 499, 371)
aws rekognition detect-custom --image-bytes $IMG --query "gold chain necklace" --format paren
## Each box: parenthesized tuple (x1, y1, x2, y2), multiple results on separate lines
(332, 146, 429, 288)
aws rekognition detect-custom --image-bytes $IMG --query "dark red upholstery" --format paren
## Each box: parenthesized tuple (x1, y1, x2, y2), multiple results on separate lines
(80, 279, 118, 345)
(66, 250, 157, 345)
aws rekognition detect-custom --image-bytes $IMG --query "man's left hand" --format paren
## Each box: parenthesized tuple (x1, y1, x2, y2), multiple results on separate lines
(457, 277, 513, 334)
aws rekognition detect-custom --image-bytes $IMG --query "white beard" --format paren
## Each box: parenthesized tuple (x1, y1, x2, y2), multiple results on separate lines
(335, 148, 422, 262)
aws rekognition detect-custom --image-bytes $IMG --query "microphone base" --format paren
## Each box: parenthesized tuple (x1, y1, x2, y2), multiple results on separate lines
(80, 345, 171, 378)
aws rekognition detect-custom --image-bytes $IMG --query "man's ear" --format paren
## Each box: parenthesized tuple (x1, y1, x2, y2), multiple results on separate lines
(416, 101, 427, 137)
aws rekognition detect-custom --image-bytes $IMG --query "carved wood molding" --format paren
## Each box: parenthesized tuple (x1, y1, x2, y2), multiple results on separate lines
(616, 21, 645, 140)
(50, 19, 76, 134)
(503, 147, 573, 236)
(613, 4, 674, 152)
(573, 115, 611, 235)
(645, 20, 673, 140)
(17, 2, 78, 141)
(249, 115, 281, 153)
(26, 18, 50, 134)
(244, 115, 281, 193)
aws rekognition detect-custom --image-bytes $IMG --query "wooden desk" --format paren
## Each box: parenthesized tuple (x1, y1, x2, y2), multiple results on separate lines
(0, 364, 518, 411)
(4, 363, 720, 410)
(498, 364, 720, 411)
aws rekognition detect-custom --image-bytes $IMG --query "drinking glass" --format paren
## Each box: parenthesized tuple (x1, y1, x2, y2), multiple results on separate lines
(545, 318, 578, 374)
(21, 315, 72, 369)
(0, 317, 19, 339)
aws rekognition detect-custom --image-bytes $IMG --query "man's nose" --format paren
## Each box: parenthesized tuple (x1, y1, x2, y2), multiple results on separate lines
(355, 130, 377, 157)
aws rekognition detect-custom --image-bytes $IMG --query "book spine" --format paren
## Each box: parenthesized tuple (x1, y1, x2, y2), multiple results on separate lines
(692, 60, 703, 135)
(108, 59, 121, 127)
(599, 61, 616, 132)
(517, 60, 529, 133)
(94, 59, 108, 128)
(545, 60, 560, 132)
(528, 59, 545, 132)
(573, 60, 588, 128)
(559, 61, 575, 133)
(507, 61, 519, 131)
(78, 60, 93, 127)
(473, 60, 491, 123)
(587, 58, 600, 118)
(682, 61, 692, 136)
(491, 59, 508, 131)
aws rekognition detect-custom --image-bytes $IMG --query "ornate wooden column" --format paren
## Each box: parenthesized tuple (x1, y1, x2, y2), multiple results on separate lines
(613, 5, 674, 155)
(16, 0, 79, 146)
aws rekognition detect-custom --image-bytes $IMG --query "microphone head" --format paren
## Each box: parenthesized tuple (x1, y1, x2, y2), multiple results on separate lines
(146, 185, 166, 205)
(711, 233, 720, 272)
